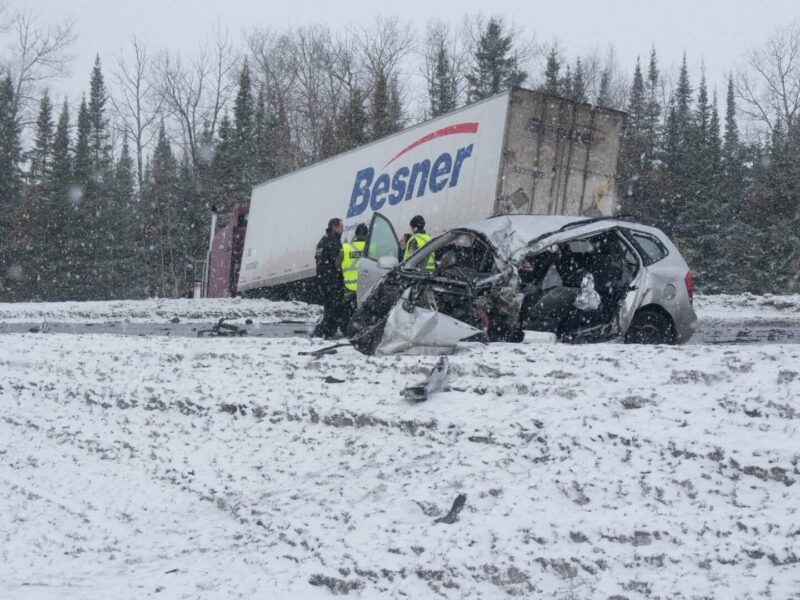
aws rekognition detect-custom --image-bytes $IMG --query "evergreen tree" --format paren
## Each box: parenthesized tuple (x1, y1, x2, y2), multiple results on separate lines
(68, 98, 94, 298)
(47, 100, 76, 299)
(108, 136, 139, 298)
(253, 87, 279, 181)
(10, 91, 55, 299)
(643, 48, 662, 161)
(210, 114, 237, 216)
(429, 42, 457, 116)
(596, 68, 611, 107)
(142, 124, 182, 297)
(336, 86, 368, 153)
(0, 75, 22, 299)
(388, 74, 405, 132)
(176, 156, 207, 297)
(619, 58, 651, 221)
(466, 18, 527, 102)
(721, 76, 746, 206)
(88, 56, 112, 175)
(723, 76, 739, 167)
(29, 91, 54, 184)
(570, 58, 586, 103)
(232, 60, 256, 198)
(370, 69, 392, 140)
(542, 46, 562, 96)
(741, 120, 800, 292)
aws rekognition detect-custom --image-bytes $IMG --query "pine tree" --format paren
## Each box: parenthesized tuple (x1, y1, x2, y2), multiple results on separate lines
(570, 58, 586, 103)
(210, 114, 237, 216)
(388, 74, 405, 133)
(29, 91, 54, 185)
(721, 76, 745, 207)
(466, 18, 526, 102)
(596, 68, 611, 107)
(68, 98, 93, 298)
(542, 46, 562, 96)
(337, 86, 368, 153)
(619, 58, 650, 220)
(108, 136, 139, 298)
(88, 56, 112, 175)
(142, 124, 182, 297)
(429, 42, 457, 116)
(643, 48, 662, 162)
(232, 60, 256, 198)
(370, 69, 392, 140)
(176, 156, 207, 297)
(47, 100, 76, 299)
(253, 87, 279, 181)
(0, 75, 22, 299)
(10, 91, 56, 299)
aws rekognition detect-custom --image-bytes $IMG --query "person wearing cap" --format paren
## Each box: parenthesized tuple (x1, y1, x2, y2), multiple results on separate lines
(403, 215, 435, 269)
(340, 223, 369, 328)
(314, 217, 346, 338)
(342, 223, 368, 295)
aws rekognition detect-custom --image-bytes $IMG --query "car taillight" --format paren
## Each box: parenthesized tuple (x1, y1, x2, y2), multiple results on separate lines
(684, 271, 693, 303)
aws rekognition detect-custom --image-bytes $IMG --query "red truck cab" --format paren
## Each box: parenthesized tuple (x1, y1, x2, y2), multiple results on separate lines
(206, 204, 249, 297)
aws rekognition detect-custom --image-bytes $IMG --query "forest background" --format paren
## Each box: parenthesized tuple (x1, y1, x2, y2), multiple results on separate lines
(0, 7, 798, 300)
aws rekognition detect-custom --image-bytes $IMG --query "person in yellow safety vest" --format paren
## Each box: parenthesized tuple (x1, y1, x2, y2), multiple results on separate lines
(403, 214, 435, 269)
(342, 223, 369, 293)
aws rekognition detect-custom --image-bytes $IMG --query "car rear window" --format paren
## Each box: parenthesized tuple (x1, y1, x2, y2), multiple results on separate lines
(623, 229, 669, 265)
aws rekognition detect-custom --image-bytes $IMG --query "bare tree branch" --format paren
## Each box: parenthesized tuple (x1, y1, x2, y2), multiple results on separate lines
(110, 35, 163, 192)
(6, 8, 76, 125)
(736, 20, 800, 135)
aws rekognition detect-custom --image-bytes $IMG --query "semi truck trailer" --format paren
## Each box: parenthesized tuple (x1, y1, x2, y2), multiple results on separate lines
(205, 87, 627, 299)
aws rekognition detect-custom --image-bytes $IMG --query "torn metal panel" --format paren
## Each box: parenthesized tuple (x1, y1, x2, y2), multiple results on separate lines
(401, 356, 450, 402)
(376, 295, 481, 356)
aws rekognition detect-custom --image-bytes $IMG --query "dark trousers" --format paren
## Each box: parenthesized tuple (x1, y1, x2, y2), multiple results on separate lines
(316, 287, 346, 338)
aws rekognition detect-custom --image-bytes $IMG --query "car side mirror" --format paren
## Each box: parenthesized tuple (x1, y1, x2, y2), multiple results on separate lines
(377, 255, 399, 270)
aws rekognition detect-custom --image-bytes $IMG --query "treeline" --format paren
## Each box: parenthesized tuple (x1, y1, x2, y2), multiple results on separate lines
(0, 11, 798, 300)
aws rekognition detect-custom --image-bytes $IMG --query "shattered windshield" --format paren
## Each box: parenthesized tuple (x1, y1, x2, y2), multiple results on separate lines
(404, 231, 497, 275)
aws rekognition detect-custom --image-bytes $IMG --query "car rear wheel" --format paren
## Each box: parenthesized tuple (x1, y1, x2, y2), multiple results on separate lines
(625, 309, 676, 345)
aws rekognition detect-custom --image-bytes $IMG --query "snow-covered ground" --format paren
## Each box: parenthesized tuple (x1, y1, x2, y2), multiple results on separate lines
(0, 297, 321, 324)
(1, 296, 799, 599)
(1, 293, 797, 325)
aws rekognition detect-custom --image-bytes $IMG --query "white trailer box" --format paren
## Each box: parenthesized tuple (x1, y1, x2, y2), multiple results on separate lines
(237, 88, 626, 293)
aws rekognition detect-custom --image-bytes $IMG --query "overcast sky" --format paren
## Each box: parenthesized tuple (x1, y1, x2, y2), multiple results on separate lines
(11, 0, 800, 106)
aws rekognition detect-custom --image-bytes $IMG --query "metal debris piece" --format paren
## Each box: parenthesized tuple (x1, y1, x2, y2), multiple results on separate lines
(434, 493, 467, 524)
(297, 342, 351, 357)
(197, 317, 247, 337)
(401, 356, 449, 402)
(28, 320, 50, 334)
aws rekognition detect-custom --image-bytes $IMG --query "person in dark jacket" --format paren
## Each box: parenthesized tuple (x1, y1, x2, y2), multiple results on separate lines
(314, 217, 346, 338)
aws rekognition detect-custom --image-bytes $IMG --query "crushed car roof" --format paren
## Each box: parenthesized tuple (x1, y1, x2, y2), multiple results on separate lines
(457, 214, 618, 257)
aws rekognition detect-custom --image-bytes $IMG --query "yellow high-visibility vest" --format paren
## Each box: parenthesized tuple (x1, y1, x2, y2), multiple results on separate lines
(342, 240, 366, 292)
(404, 233, 434, 269)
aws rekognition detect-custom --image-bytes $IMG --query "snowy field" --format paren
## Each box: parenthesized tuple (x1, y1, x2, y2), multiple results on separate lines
(1, 295, 799, 599)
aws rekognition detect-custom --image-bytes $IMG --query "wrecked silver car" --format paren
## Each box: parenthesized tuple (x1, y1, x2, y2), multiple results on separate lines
(348, 213, 698, 354)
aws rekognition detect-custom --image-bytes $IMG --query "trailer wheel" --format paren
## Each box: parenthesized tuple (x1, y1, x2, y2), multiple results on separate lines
(625, 308, 676, 345)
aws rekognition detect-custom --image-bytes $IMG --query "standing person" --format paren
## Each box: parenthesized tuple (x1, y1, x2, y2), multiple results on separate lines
(403, 215, 435, 269)
(341, 223, 369, 330)
(314, 218, 345, 338)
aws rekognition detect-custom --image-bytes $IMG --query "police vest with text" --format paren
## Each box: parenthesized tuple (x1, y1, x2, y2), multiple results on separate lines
(342, 240, 366, 292)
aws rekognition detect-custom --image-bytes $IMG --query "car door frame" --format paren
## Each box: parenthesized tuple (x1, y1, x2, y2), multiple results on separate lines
(356, 212, 401, 305)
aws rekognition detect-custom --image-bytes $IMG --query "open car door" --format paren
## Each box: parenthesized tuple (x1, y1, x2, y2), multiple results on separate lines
(356, 212, 401, 305)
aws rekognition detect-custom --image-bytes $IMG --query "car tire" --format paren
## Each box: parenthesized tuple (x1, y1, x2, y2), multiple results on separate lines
(625, 309, 676, 345)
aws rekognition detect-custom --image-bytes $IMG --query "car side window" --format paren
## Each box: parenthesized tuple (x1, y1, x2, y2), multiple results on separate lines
(622, 229, 669, 266)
